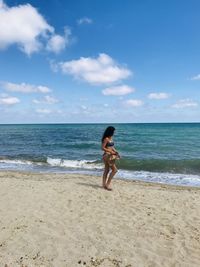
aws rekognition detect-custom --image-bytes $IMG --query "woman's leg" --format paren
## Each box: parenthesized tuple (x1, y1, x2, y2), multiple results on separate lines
(106, 163, 118, 190)
(102, 161, 110, 188)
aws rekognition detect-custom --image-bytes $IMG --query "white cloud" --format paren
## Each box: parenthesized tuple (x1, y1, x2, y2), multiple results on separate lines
(57, 53, 132, 85)
(77, 17, 93, 25)
(46, 35, 66, 53)
(2, 82, 51, 93)
(36, 108, 52, 114)
(0, 1, 72, 55)
(46, 27, 71, 54)
(102, 85, 135, 96)
(49, 60, 59, 72)
(125, 99, 143, 107)
(42, 95, 58, 104)
(80, 105, 87, 109)
(33, 95, 59, 104)
(172, 99, 198, 108)
(191, 74, 200, 80)
(32, 99, 40, 104)
(0, 96, 20, 105)
(148, 92, 170, 99)
(0, 1, 54, 54)
(0, 0, 6, 8)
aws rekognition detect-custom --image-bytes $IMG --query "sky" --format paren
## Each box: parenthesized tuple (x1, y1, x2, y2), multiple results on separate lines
(0, 0, 200, 123)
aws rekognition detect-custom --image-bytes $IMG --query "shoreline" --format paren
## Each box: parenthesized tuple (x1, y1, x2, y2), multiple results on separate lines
(0, 171, 200, 266)
(1, 169, 200, 190)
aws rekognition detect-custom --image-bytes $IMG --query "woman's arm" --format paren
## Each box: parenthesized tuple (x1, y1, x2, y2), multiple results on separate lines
(112, 147, 120, 157)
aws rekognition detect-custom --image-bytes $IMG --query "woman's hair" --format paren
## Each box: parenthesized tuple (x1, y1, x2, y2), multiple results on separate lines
(101, 126, 115, 143)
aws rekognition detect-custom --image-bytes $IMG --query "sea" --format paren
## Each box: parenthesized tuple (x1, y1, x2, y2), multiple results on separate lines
(0, 123, 200, 187)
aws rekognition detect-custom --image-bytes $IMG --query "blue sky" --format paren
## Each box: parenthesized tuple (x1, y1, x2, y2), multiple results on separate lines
(0, 0, 200, 123)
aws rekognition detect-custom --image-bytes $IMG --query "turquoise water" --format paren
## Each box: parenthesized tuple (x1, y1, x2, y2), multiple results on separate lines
(1, 123, 200, 186)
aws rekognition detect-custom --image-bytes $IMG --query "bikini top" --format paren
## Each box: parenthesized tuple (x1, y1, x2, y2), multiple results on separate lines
(105, 140, 114, 147)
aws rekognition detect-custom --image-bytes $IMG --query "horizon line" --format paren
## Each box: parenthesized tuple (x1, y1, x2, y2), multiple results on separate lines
(0, 122, 200, 125)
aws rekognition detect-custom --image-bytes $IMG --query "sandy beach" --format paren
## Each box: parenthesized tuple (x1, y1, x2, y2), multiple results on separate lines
(0, 171, 200, 267)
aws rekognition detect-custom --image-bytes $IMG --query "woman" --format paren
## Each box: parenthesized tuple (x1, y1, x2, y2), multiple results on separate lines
(101, 126, 120, 190)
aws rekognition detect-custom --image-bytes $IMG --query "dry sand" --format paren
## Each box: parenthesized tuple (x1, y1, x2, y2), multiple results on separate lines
(0, 171, 200, 267)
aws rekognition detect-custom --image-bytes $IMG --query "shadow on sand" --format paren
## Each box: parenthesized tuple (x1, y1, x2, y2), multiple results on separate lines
(76, 182, 103, 189)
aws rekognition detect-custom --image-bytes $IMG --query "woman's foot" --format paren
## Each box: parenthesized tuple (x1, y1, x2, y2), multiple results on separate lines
(102, 183, 107, 189)
(105, 185, 112, 191)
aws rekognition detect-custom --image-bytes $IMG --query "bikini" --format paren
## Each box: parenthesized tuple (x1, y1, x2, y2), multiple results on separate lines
(103, 140, 118, 165)
(105, 140, 114, 148)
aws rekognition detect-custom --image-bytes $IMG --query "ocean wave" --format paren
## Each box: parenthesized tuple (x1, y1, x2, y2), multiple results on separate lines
(117, 170, 200, 186)
(118, 158, 200, 175)
(1, 157, 200, 176)
(0, 158, 37, 165)
(0, 157, 103, 170)
(46, 157, 102, 170)
(1, 157, 200, 186)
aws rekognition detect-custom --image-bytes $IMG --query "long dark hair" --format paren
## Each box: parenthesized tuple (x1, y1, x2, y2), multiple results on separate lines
(101, 126, 115, 143)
